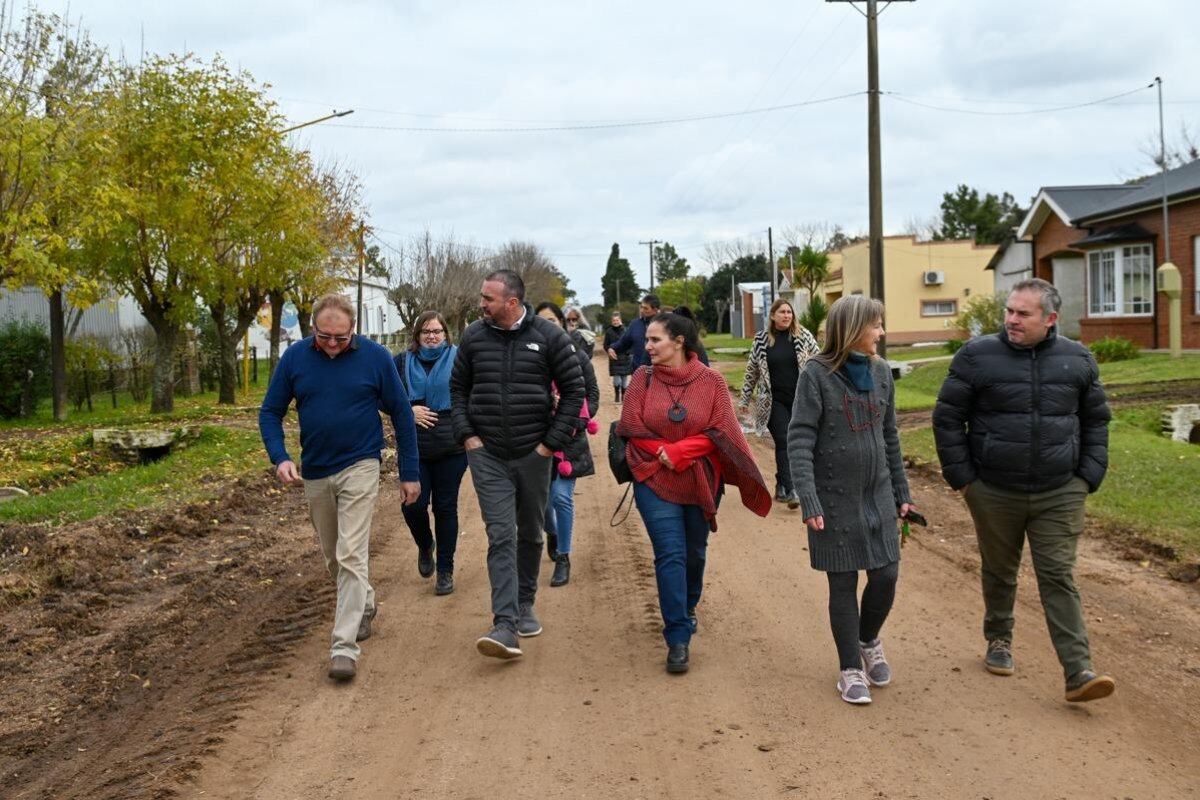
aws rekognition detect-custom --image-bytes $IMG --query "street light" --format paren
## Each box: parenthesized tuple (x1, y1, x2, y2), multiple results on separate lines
(280, 108, 354, 134)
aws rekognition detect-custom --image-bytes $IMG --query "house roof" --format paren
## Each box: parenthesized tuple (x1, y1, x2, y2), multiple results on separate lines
(1069, 222, 1155, 248)
(984, 237, 1032, 271)
(1075, 158, 1200, 223)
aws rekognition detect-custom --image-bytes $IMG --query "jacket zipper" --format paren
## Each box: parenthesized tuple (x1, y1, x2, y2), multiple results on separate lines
(502, 335, 513, 454)
(1030, 347, 1041, 470)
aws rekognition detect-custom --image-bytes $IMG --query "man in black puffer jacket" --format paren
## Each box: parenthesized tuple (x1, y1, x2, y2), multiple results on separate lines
(933, 278, 1114, 703)
(451, 269, 585, 660)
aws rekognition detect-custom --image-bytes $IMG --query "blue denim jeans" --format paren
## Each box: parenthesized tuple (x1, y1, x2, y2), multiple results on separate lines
(543, 476, 577, 554)
(401, 453, 469, 573)
(633, 481, 711, 646)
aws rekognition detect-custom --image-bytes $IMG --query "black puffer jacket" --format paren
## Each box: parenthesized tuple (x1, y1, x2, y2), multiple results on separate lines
(394, 351, 463, 461)
(932, 328, 1111, 494)
(559, 332, 601, 479)
(451, 306, 585, 460)
(603, 325, 632, 377)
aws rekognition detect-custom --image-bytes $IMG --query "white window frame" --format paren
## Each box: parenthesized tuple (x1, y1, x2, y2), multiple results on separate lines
(1086, 243, 1154, 318)
(921, 299, 957, 317)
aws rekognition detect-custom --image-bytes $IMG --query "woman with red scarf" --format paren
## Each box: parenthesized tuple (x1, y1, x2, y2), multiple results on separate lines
(617, 313, 771, 674)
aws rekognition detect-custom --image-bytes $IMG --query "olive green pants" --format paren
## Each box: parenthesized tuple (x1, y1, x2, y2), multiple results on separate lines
(965, 476, 1091, 678)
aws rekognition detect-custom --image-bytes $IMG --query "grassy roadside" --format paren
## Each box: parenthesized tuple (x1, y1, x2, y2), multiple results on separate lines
(0, 426, 268, 524)
(901, 406, 1200, 561)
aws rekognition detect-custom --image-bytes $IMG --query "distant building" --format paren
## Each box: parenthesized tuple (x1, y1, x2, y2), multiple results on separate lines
(0, 287, 149, 338)
(731, 281, 771, 338)
(1018, 158, 1200, 348)
(820, 236, 998, 344)
(986, 238, 1034, 298)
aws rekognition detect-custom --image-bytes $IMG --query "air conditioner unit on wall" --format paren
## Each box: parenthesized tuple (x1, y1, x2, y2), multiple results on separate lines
(923, 270, 945, 286)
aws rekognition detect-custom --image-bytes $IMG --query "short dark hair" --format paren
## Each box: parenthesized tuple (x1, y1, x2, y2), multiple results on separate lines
(485, 269, 525, 301)
(1010, 277, 1062, 315)
(641, 294, 661, 309)
(533, 301, 565, 328)
(650, 312, 701, 357)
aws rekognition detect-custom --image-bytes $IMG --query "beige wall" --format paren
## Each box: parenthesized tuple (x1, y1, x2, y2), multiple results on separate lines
(816, 236, 997, 344)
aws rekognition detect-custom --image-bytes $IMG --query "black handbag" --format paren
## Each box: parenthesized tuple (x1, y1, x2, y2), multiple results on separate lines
(607, 368, 652, 485)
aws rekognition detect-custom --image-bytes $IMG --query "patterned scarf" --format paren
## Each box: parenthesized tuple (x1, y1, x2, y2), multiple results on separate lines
(617, 354, 771, 527)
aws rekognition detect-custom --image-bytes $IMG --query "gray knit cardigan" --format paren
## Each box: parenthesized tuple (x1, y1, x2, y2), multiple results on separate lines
(786, 357, 912, 572)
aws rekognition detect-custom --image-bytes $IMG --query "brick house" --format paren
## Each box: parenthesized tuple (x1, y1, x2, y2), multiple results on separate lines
(1017, 159, 1200, 347)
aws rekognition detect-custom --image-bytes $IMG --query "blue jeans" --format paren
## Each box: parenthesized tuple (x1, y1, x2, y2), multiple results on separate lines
(633, 481, 711, 646)
(543, 476, 576, 554)
(401, 453, 469, 573)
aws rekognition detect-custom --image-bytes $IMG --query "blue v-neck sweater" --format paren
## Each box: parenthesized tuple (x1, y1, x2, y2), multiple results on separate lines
(259, 336, 420, 481)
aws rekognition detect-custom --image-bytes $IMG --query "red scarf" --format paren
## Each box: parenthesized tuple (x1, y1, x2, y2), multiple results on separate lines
(617, 354, 771, 528)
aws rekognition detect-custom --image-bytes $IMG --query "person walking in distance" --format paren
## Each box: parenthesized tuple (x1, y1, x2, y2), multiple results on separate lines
(618, 312, 771, 674)
(394, 310, 468, 596)
(259, 293, 421, 682)
(740, 298, 820, 507)
(607, 293, 661, 372)
(535, 302, 601, 587)
(451, 270, 585, 659)
(603, 311, 633, 403)
(787, 296, 914, 705)
(932, 278, 1115, 703)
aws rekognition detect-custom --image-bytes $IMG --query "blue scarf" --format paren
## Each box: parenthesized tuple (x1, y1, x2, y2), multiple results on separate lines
(842, 352, 874, 392)
(406, 342, 455, 411)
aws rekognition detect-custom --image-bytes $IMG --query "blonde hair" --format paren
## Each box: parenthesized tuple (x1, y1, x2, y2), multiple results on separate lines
(765, 298, 799, 346)
(815, 295, 885, 372)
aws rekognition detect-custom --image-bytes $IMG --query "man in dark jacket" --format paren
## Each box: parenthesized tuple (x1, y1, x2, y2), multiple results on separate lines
(451, 270, 585, 659)
(603, 311, 633, 402)
(932, 278, 1115, 703)
(607, 293, 660, 371)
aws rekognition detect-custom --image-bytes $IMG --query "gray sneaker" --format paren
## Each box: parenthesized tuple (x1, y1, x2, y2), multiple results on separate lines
(985, 639, 1014, 676)
(476, 627, 522, 659)
(356, 604, 377, 642)
(837, 668, 872, 705)
(517, 603, 543, 637)
(859, 638, 891, 686)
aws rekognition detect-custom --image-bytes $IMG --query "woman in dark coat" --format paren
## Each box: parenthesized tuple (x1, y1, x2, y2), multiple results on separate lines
(535, 302, 600, 587)
(787, 295, 916, 705)
(603, 310, 633, 402)
(393, 310, 467, 596)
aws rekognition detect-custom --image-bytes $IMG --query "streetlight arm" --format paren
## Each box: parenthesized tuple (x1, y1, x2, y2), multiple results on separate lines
(280, 109, 354, 134)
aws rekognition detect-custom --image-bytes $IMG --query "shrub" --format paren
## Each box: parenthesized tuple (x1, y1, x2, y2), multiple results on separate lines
(798, 295, 828, 340)
(0, 320, 51, 418)
(944, 337, 966, 354)
(954, 292, 1006, 338)
(1089, 336, 1140, 363)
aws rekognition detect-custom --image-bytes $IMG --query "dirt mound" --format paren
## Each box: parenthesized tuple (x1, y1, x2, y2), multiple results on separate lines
(0, 469, 332, 799)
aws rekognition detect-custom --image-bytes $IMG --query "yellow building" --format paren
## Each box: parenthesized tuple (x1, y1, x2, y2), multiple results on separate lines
(819, 236, 998, 344)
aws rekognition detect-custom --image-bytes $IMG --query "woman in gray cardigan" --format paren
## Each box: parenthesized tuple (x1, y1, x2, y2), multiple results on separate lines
(787, 295, 915, 705)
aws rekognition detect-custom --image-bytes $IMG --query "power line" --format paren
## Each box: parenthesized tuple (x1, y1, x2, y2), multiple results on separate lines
(319, 91, 866, 134)
(883, 83, 1156, 116)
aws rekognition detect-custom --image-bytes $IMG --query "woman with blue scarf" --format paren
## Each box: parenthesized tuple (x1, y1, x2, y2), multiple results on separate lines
(394, 310, 467, 596)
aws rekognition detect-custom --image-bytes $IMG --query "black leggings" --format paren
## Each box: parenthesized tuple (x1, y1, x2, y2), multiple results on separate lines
(767, 399, 792, 490)
(826, 561, 900, 670)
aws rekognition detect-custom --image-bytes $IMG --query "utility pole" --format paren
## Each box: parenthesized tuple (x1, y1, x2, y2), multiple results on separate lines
(827, 0, 913, 357)
(767, 226, 775, 307)
(639, 239, 661, 293)
(1156, 76, 1171, 263)
(356, 221, 366, 334)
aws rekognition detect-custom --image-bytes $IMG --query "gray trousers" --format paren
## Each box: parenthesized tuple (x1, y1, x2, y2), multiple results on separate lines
(467, 446, 553, 632)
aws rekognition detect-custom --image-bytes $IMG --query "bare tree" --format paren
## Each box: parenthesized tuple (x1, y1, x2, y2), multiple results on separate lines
(900, 214, 939, 242)
(699, 237, 765, 272)
(490, 240, 573, 305)
(1139, 120, 1200, 172)
(388, 230, 488, 335)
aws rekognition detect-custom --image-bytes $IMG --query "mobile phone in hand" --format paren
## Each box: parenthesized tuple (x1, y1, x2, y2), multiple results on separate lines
(903, 509, 928, 527)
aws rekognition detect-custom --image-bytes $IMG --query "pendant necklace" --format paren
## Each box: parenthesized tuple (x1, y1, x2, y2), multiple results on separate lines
(664, 383, 690, 423)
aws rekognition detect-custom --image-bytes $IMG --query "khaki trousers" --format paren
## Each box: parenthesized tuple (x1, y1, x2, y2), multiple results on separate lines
(303, 458, 380, 660)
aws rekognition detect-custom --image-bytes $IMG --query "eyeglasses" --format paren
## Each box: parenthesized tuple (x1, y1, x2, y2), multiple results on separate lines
(314, 329, 352, 344)
(420, 328, 445, 336)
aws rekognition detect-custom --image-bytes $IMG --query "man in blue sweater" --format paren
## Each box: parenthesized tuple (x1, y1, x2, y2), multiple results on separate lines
(259, 293, 421, 682)
(606, 293, 660, 371)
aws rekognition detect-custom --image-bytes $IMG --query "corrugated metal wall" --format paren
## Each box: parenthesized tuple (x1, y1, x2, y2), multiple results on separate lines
(0, 288, 149, 339)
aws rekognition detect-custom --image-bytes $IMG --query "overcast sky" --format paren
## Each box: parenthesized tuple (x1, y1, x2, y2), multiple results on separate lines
(67, 0, 1200, 304)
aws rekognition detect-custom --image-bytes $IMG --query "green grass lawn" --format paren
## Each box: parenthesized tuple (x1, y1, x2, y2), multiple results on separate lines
(901, 405, 1200, 560)
(0, 425, 268, 524)
(0, 381, 269, 432)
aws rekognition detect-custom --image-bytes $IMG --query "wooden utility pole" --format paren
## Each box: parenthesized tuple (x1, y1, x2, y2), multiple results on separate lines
(767, 226, 775, 307)
(356, 221, 366, 334)
(639, 239, 662, 293)
(827, 0, 914, 357)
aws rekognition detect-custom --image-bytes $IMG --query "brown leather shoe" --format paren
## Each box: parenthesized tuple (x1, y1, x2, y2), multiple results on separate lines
(328, 655, 356, 681)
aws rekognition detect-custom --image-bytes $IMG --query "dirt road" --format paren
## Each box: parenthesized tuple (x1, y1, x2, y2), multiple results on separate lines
(184, 368, 1199, 800)
(4, 356, 1198, 799)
